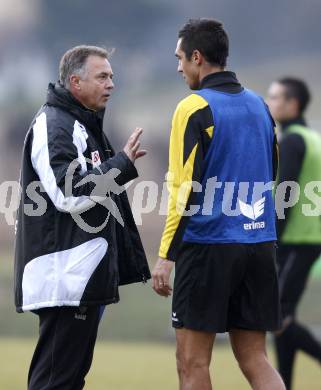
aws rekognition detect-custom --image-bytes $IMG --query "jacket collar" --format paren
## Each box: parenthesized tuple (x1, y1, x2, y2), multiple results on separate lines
(46, 82, 105, 133)
(199, 71, 242, 91)
(281, 117, 307, 132)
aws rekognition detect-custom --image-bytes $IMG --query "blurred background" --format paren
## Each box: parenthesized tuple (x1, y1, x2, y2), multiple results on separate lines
(0, 0, 321, 388)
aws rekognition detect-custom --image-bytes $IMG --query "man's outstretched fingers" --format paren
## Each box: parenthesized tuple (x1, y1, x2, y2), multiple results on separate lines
(131, 127, 143, 145)
(135, 150, 147, 159)
(132, 141, 140, 154)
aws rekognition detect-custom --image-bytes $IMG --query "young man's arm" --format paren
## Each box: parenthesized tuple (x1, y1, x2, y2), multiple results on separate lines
(153, 94, 214, 296)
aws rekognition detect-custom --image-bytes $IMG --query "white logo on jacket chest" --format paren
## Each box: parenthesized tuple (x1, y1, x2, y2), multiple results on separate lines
(91, 150, 102, 167)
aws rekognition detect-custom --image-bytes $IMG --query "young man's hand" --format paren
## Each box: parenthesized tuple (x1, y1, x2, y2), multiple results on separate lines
(123, 127, 147, 163)
(152, 257, 174, 297)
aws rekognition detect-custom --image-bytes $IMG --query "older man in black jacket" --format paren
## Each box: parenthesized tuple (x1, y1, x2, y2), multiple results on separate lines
(14, 45, 150, 389)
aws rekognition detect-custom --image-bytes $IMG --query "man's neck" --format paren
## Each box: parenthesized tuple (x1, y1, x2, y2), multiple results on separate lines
(280, 116, 307, 132)
(69, 87, 97, 112)
(199, 66, 225, 84)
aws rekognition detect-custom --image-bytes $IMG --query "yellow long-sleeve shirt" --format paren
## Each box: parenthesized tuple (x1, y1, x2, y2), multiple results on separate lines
(159, 93, 214, 260)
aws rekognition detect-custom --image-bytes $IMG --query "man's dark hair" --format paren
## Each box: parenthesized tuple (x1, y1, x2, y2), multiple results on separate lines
(178, 18, 229, 67)
(278, 77, 311, 114)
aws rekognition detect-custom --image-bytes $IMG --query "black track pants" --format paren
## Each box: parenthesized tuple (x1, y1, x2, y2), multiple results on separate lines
(28, 306, 102, 390)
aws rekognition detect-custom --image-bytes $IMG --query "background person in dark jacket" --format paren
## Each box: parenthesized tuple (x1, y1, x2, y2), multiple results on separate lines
(268, 77, 321, 389)
(14, 45, 150, 389)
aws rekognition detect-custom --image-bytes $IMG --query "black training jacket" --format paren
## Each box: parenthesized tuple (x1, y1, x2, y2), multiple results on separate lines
(14, 82, 150, 313)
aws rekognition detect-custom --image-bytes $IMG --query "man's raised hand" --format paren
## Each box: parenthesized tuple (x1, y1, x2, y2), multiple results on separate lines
(123, 127, 147, 163)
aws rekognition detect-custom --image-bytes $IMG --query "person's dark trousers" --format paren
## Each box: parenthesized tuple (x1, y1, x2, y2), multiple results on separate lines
(28, 305, 102, 390)
(275, 322, 321, 390)
(275, 244, 321, 389)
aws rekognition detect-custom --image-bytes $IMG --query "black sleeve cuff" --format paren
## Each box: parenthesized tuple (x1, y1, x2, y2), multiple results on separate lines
(100, 151, 138, 186)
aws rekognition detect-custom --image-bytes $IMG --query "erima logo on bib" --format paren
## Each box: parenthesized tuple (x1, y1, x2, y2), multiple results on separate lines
(239, 197, 266, 230)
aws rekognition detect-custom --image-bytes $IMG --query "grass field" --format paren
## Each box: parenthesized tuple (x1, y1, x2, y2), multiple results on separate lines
(0, 338, 320, 389)
(1, 253, 321, 388)
(1, 255, 321, 340)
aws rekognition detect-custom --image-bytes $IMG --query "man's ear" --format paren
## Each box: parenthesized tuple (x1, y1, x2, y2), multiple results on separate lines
(288, 97, 300, 117)
(192, 50, 203, 65)
(70, 74, 81, 90)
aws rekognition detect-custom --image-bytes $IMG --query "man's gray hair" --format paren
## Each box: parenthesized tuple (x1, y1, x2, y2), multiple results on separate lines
(59, 45, 111, 89)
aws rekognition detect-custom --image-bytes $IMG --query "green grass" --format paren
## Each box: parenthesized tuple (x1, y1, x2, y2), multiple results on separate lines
(312, 256, 321, 278)
(1, 252, 321, 388)
(1, 254, 321, 341)
(0, 338, 320, 389)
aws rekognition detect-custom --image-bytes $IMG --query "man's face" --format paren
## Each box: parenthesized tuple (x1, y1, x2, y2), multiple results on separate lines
(76, 55, 114, 111)
(175, 38, 200, 90)
(267, 82, 298, 123)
